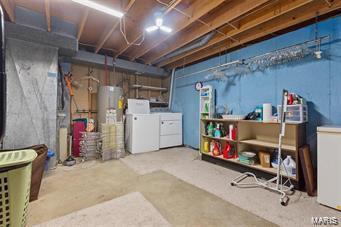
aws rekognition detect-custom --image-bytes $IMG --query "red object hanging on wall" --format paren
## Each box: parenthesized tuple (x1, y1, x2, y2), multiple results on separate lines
(72, 121, 86, 157)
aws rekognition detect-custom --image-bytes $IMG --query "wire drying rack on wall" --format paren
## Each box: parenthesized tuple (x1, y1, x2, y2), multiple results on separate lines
(175, 36, 330, 86)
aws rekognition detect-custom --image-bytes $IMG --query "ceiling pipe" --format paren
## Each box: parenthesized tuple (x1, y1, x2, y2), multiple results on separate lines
(153, 31, 215, 65)
(0, 5, 6, 143)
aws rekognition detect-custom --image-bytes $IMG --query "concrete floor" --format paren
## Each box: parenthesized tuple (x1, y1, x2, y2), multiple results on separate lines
(28, 147, 339, 227)
(121, 147, 340, 226)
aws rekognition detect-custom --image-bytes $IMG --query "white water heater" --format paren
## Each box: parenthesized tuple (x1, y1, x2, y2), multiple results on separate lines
(97, 86, 123, 125)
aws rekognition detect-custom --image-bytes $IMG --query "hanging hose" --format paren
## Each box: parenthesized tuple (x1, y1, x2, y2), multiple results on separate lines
(0, 5, 6, 143)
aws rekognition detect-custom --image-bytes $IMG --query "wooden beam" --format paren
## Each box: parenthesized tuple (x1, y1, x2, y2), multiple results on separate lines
(77, 8, 89, 40)
(44, 0, 51, 32)
(166, 0, 341, 69)
(124, 0, 136, 10)
(164, 0, 182, 14)
(158, 0, 314, 67)
(95, 0, 135, 53)
(128, 0, 226, 61)
(115, 0, 225, 59)
(128, 0, 224, 61)
(0, 0, 15, 22)
(144, 0, 271, 64)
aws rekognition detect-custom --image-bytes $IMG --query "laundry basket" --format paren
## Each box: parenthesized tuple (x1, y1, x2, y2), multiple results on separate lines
(0, 149, 37, 227)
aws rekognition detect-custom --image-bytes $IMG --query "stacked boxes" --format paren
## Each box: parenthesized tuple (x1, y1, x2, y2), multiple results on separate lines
(114, 122, 125, 159)
(100, 123, 125, 161)
(79, 132, 101, 161)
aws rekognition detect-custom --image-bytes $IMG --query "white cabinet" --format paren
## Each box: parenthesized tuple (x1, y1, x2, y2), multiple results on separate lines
(125, 114, 160, 154)
(161, 120, 182, 135)
(317, 126, 341, 210)
(200, 85, 215, 119)
(157, 113, 182, 148)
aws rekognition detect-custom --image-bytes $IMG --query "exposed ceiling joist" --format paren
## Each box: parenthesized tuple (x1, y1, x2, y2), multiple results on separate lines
(44, 0, 51, 32)
(77, 8, 89, 40)
(113, 0, 182, 59)
(145, 0, 272, 65)
(158, 0, 314, 67)
(1, 0, 15, 22)
(94, 0, 135, 53)
(166, 0, 341, 69)
(164, 0, 182, 14)
(128, 0, 226, 61)
(115, 0, 222, 59)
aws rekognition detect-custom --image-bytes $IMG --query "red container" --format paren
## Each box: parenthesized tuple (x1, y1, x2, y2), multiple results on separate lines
(72, 122, 86, 157)
(231, 128, 237, 140)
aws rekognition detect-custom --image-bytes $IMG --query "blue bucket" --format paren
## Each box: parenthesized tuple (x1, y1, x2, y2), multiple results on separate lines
(45, 150, 55, 171)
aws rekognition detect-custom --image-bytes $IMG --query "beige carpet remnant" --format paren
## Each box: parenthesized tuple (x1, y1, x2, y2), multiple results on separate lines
(28, 158, 275, 227)
(34, 192, 171, 227)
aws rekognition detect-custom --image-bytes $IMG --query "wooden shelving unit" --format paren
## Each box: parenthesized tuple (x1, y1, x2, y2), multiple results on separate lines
(200, 118, 306, 185)
(201, 134, 237, 143)
(239, 139, 296, 151)
(130, 84, 169, 107)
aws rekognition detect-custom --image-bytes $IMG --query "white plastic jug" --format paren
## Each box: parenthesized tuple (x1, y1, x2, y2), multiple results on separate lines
(283, 155, 296, 176)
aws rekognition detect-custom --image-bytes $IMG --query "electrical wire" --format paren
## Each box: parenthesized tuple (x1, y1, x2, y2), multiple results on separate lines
(119, 16, 145, 46)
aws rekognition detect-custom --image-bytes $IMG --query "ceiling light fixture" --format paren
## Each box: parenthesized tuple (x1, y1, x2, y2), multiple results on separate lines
(145, 17, 172, 33)
(72, 0, 124, 18)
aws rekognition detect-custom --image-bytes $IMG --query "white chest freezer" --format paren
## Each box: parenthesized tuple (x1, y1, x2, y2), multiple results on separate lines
(317, 126, 341, 210)
(125, 99, 160, 154)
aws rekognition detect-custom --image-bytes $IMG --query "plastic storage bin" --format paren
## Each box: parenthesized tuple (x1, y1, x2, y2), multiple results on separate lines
(278, 104, 308, 123)
(0, 149, 37, 226)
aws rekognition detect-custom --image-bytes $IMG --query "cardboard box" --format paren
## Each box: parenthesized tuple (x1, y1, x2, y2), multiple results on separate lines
(258, 151, 270, 168)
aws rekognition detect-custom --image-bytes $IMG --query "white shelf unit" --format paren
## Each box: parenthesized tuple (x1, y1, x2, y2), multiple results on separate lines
(199, 85, 215, 119)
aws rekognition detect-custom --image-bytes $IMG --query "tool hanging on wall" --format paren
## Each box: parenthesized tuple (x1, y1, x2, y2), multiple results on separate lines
(57, 64, 65, 111)
(63, 72, 76, 166)
(231, 89, 295, 206)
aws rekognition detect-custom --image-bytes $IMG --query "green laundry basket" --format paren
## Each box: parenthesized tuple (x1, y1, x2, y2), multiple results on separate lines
(0, 149, 37, 227)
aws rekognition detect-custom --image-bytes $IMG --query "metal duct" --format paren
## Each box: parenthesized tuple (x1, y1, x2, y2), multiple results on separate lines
(154, 31, 215, 65)
(0, 5, 6, 143)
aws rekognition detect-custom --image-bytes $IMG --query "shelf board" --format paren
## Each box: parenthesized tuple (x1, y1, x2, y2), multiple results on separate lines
(201, 152, 296, 180)
(201, 134, 237, 143)
(239, 139, 296, 151)
(201, 118, 304, 125)
(150, 101, 168, 105)
(131, 84, 168, 91)
(201, 118, 239, 122)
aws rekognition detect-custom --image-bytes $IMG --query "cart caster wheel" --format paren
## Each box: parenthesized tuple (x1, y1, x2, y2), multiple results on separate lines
(280, 197, 289, 206)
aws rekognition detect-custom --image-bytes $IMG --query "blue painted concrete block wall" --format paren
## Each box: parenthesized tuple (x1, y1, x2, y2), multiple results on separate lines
(171, 16, 341, 165)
